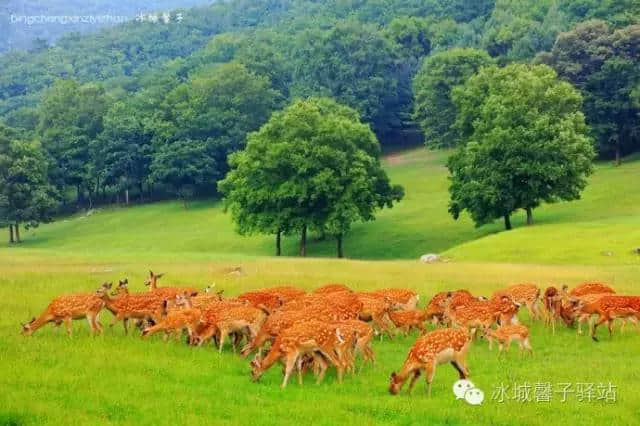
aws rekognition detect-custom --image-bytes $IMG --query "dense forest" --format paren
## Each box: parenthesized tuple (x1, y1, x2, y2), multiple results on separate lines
(0, 0, 639, 252)
(0, 0, 211, 53)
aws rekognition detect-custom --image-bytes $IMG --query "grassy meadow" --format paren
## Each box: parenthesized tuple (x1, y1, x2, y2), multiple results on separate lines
(1, 148, 640, 425)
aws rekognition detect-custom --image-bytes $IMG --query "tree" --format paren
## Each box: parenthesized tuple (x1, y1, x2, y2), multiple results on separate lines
(0, 139, 57, 243)
(151, 62, 282, 199)
(37, 80, 108, 206)
(412, 48, 493, 148)
(537, 20, 640, 162)
(219, 98, 403, 257)
(448, 64, 595, 229)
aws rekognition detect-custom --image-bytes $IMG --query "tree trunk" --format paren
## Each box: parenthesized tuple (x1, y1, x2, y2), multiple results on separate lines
(276, 230, 281, 256)
(504, 215, 512, 231)
(615, 142, 621, 166)
(125, 189, 129, 205)
(14, 223, 21, 243)
(337, 233, 343, 258)
(526, 207, 533, 226)
(9, 224, 14, 244)
(299, 225, 307, 257)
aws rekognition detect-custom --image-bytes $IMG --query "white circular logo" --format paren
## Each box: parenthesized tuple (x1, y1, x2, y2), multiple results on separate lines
(453, 379, 484, 405)
(464, 388, 485, 405)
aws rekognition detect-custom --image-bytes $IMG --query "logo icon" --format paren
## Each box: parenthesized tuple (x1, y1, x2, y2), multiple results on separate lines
(453, 379, 485, 405)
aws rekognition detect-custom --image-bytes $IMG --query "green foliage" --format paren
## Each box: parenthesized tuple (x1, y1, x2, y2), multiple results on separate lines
(413, 48, 493, 148)
(448, 64, 595, 228)
(0, 137, 57, 237)
(219, 98, 403, 257)
(150, 62, 282, 199)
(538, 20, 640, 160)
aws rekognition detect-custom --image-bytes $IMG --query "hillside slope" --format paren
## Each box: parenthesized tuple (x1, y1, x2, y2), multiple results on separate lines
(3, 148, 639, 265)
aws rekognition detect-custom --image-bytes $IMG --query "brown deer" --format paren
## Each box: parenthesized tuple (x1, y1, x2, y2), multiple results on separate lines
(251, 320, 346, 388)
(569, 282, 615, 297)
(486, 324, 533, 356)
(236, 290, 283, 312)
(591, 296, 640, 341)
(425, 290, 473, 326)
(142, 294, 202, 342)
(493, 284, 541, 320)
(313, 283, 352, 294)
(21, 284, 109, 336)
(200, 305, 269, 353)
(389, 310, 428, 336)
(144, 270, 199, 299)
(356, 293, 395, 339)
(369, 289, 419, 310)
(99, 279, 169, 334)
(389, 328, 471, 396)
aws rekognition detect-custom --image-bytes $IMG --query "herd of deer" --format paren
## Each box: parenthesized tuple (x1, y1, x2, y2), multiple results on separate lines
(20, 272, 640, 394)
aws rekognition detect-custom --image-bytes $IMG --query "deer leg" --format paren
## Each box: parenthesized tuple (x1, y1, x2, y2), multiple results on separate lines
(425, 365, 436, 397)
(86, 315, 96, 335)
(122, 318, 129, 335)
(296, 356, 304, 386)
(406, 369, 421, 395)
(218, 328, 227, 353)
(281, 351, 298, 389)
(64, 317, 72, 337)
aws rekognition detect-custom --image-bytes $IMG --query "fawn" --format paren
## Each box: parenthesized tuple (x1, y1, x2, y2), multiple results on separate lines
(389, 328, 471, 396)
(251, 320, 345, 388)
(569, 282, 615, 298)
(21, 283, 109, 336)
(425, 290, 474, 326)
(486, 324, 533, 355)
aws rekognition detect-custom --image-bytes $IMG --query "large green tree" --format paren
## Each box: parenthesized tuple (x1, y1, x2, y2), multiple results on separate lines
(448, 64, 595, 229)
(150, 62, 282, 199)
(219, 98, 403, 257)
(412, 48, 493, 148)
(537, 20, 640, 162)
(0, 138, 57, 243)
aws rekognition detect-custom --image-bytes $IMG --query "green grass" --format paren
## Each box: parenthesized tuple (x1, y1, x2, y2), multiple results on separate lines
(2, 148, 640, 425)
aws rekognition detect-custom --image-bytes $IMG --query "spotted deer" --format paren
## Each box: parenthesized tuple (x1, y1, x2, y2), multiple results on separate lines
(198, 305, 269, 353)
(237, 290, 283, 312)
(250, 320, 346, 388)
(493, 284, 541, 320)
(369, 289, 419, 310)
(389, 328, 471, 396)
(99, 279, 169, 334)
(389, 310, 428, 336)
(591, 296, 640, 341)
(425, 290, 474, 326)
(313, 283, 352, 294)
(569, 282, 615, 298)
(356, 293, 394, 339)
(144, 271, 199, 299)
(486, 324, 532, 355)
(21, 284, 109, 336)
(141, 294, 202, 342)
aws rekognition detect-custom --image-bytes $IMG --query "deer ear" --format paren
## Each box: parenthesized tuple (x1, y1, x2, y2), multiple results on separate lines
(149, 270, 153, 277)
(390, 372, 397, 379)
(31, 317, 36, 323)
(157, 273, 164, 279)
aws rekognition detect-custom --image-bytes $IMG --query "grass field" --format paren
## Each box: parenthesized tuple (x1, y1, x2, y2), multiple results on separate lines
(1, 148, 639, 425)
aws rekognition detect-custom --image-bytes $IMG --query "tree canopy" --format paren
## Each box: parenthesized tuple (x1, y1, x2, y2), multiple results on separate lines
(219, 98, 404, 257)
(448, 64, 595, 229)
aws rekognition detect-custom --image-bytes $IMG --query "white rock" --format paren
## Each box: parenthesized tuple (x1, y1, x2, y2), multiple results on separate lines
(420, 254, 439, 263)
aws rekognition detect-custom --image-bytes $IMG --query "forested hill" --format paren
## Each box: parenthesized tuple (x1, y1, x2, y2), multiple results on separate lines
(0, 0, 213, 53)
(0, 0, 639, 230)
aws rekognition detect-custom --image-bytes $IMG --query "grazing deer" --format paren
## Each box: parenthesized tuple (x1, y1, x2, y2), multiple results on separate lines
(260, 286, 306, 303)
(144, 270, 199, 299)
(389, 310, 428, 336)
(332, 319, 375, 367)
(251, 320, 346, 388)
(206, 305, 269, 353)
(369, 289, 419, 310)
(591, 296, 640, 341)
(389, 328, 471, 396)
(237, 290, 283, 312)
(21, 284, 109, 336)
(543, 286, 565, 333)
(313, 283, 352, 294)
(142, 294, 202, 342)
(493, 284, 541, 321)
(486, 324, 533, 356)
